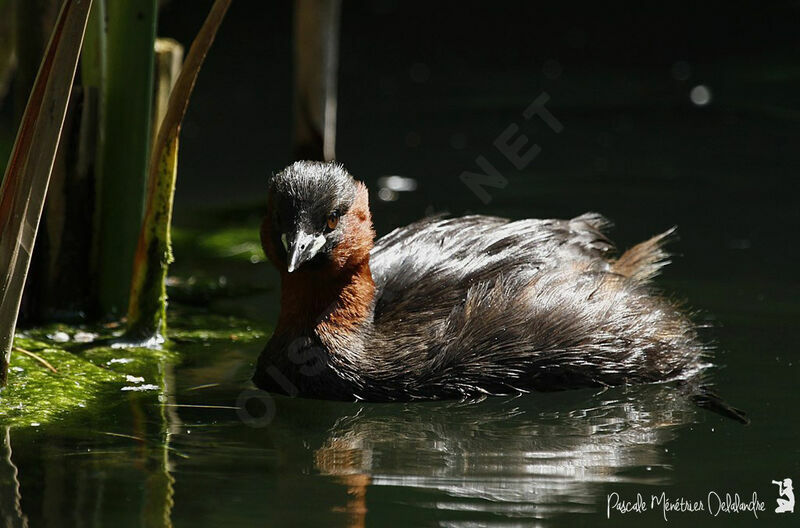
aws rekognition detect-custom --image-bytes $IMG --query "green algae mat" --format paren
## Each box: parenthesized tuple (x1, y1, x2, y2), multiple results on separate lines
(0, 211, 273, 427)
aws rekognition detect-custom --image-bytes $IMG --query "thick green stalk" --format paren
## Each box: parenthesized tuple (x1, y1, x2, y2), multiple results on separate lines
(125, 0, 232, 341)
(95, 0, 157, 316)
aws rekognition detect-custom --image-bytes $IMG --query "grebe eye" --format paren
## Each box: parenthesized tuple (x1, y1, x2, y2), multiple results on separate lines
(327, 211, 339, 230)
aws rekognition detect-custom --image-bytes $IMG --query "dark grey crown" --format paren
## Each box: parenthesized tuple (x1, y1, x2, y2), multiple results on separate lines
(269, 161, 357, 212)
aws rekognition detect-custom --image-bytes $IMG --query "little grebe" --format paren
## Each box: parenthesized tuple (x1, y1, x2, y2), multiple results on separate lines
(254, 161, 707, 401)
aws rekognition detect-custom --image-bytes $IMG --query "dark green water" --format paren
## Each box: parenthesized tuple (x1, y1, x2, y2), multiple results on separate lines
(2, 236, 797, 528)
(3, 1, 800, 526)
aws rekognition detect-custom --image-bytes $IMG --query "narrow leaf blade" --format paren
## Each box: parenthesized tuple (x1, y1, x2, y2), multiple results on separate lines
(0, 0, 93, 386)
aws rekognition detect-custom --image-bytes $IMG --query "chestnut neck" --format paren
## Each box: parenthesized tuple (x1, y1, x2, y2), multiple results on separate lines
(263, 180, 376, 343)
(275, 259, 375, 340)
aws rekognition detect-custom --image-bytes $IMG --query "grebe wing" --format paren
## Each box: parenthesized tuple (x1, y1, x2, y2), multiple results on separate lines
(370, 212, 614, 318)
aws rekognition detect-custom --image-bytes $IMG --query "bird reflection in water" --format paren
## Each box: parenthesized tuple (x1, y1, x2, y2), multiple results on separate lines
(312, 383, 699, 526)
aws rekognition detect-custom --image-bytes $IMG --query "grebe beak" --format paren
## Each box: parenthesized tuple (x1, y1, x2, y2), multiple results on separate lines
(286, 230, 326, 273)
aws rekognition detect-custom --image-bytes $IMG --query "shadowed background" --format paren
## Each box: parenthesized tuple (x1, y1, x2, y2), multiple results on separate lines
(160, 0, 799, 276)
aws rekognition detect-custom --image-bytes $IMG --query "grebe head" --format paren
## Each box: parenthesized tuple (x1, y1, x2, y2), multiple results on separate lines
(262, 161, 374, 275)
